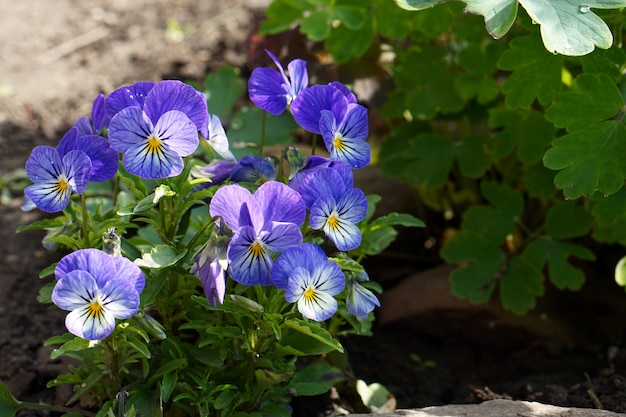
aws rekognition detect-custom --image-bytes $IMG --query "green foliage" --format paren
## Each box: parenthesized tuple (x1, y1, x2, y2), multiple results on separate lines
(257, 0, 626, 315)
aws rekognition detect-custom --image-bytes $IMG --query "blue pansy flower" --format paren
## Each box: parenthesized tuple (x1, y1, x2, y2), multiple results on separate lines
(248, 49, 308, 116)
(272, 243, 345, 321)
(191, 223, 231, 306)
(299, 165, 368, 251)
(290, 83, 370, 168)
(230, 155, 276, 184)
(209, 181, 306, 286)
(346, 271, 380, 320)
(206, 114, 236, 161)
(52, 249, 145, 341)
(57, 127, 119, 183)
(107, 82, 205, 179)
(24, 146, 92, 213)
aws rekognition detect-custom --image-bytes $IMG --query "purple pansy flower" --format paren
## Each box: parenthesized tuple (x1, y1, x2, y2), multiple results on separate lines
(57, 127, 118, 183)
(248, 49, 308, 116)
(52, 249, 145, 340)
(206, 114, 235, 161)
(24, 146, 92, 213)
(230, 155, 276, 184)
(191, 223, 231, 306)
(194, 160, 237, 188)
(107, 81, 206, 179)
(273, 243, 345, 321)
(299, 165, 368, 251)
(209, 181, 306, 286)
(291, 83, 370, 168)
(346, 271, 380, 320)
(74, 93, 110, 136)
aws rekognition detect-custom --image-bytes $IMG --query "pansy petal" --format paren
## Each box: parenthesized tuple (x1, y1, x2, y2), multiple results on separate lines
(91, 93, 110, 132)
(25, 181, 72, 213)
(56, 248, 117, 286)
(329, 135, 371, 169)
(297, 290, 338, 321)
(144, 80, 209, 136)
(329, 81, 357, 104)
(227, 226, 273, 286)
(62, 150, 93, 194)
(339, 103, 369, 142)
(57, 128, 79, 157)
(336, 188, 368, 224)
(230, 155, 276, 184)
(99, 278, 140, 319)
(261, 222, 303, 253)
(105, 81, 155, 118)
(287, 59, 308, 97)
(74, 135, 119, 182)
(51, 270, 99, 311)
(272, 243, 327, 289)
(255, 181, 306, 227)
(111, 256, 146, 293)
(347, 281, 380, 319)
(72, 117, 94, 137)
(210, 184, 254, 232)
(154, 110, 199, 157)
(208, 114, 236, 161)
(122, 138, 184, 179)
(248, 67, 289, 115)
(291, 85, 347, 134)
(286, 268, 338, 322)
(312, 262, 345, 296)
(310, 194, 362, 251)
(108, 107, 155, 152)
(25, 146, 63, 182)
(65, 304, 117, 340)
(298, 168, 345, 208)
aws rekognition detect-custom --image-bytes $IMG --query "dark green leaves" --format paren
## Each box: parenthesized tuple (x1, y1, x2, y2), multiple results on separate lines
(0, 381, 19, 417)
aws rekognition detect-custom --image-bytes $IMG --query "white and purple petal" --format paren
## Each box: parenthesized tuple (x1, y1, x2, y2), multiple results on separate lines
(291, 85, 348, 135)
(286, 59, 309, 99)
(108, 107, 154, 153)
(261, 222, 303, 254)
(153, 110, 199, 157)
(207, 114, 235, 161)
(272, 243, 327, 290)
(346, 280, 380, 319)
(56, 248, 117, 286)
(51, 270, 99, 311)
(336, 187, 368, 224)
(329, 135, 371, 169)
(122, 138, 184, 179)
(310, 194, 362, 251)
(227, 226, 274, 286)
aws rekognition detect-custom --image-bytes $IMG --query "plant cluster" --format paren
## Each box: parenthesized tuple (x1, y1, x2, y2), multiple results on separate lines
(259, 0, 626, 313)
(0, 52, 422, 416)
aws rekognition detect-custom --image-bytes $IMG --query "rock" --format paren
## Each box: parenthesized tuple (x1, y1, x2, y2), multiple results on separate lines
(349, 399, 626, 417)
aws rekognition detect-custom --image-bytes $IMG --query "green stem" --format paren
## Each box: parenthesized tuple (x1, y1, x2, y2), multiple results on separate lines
(17, 401, 97, 417)
(80, 193, 90, 248)
(259, 111, 266, 156)
(311, 134, 317, 156)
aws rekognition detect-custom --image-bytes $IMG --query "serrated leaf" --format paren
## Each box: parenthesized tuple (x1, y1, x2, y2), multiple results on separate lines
(481, 180, 524, 217)
(259, 0, 306, 34)
(374, 0, 413, 39)
(524, 238, 594, 291)
(543, 120, 626, 198)
(545, 201, 593, 239)
(545, 73, 624, 132)
(406, 76, 465, 118)
(523, 162, 558, 199)
(403, 133, 456, 188)
(332, 5, 367, 30)
(301, 10, 332, 40)
(498, 35, 564, 108)
(488, 108, 555, 162)
(517, 0, 626, 56)
(580, 46, 626, 81)
(454, 74, 500, 104)
(441, 231, 503, 303)
(499, 257, 544, 315)
(324, 13, 374, 62)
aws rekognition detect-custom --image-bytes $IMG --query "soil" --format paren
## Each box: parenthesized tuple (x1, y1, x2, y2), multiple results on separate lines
(3, 1, 626, 416)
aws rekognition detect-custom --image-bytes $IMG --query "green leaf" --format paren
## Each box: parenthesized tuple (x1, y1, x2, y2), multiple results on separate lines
(395, 0, 518, 39)
(278, 319, 344, 355)
(545, 201, 593, 239)
(332, 5, 367, 30)
(366, 212, 426, 228)
(523, 163, 558, 200)
(545, 73, 624, 132)
(259, 0, 307, 34)
(214, 389, 237, 410)
(374, 0, 414, 39)
(356, 379, 393, 411)
(402, 133, 456, 188)
(454, 74, 500, 104)
(615, 256, 626, 287)
(0, 380, 20, 417)
(499, 257, 544, 315)
(441, 231, 503, 303)
(406, 76, 465, 118)
(543, 120, 626, 198)
(498, 35, 564, 108)
(288, 363, 343, 396)
(517, 0, 626, 56)
(301, 10, 332, 40)
(125, 389, 162, 417)
(203, 66, 246, 121)
(524, 238, 595, 291)
(456, 134, 491, 178)
(135, 245, 187, 269)
(580, 46, 626, 81)
(324, 13, 374, 62)
(160, 371, 178, 402)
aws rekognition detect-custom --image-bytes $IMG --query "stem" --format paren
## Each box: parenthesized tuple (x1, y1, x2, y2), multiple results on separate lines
(258, 111, 266, 156)
(311, 134, 317, 156)
(80, 193, 90, 248)
(17, 401, 97, 417)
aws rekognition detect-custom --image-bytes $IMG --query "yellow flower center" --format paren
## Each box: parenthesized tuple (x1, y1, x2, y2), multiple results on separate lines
(327, 214, 339, 230)
(147, 134, 162, 153)
(87, 301, 104, 318)
(303, 287, 316, 302)
(250, 241, 264, 258)
(333, 134, 345, 151)
(55, 177, 69, 193)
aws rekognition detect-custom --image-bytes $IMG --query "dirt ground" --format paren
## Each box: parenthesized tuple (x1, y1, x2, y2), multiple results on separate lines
(3, 0, 626, 416)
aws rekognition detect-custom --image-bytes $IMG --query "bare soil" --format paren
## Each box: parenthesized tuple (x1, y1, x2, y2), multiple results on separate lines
(3, 1, 626, 416)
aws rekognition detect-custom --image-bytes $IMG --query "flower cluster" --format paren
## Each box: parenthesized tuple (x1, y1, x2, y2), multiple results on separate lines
(25, 51, 379, 340)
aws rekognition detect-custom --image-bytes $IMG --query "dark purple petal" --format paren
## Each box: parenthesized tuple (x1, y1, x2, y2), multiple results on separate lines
(298, 168, 348, 209)
(105, 81, 155, 118)
(91, 93, 110, 132)
(230, 155, 276, 184)
(272, 243, 322, 289)
(56, 128, 79, 158)
(73, 117, 94, 137)
(111, 256, 146, 294)
(328, 81, 357, 104)
(287, 59, 309, 98)
(74, 135, 119, 182)
(291, 85, 347, 134)
(196, 160, 236, 187)
(288, 155, 332, 191)
(248, 67, 289, 115)
(262, 222, 303, 254)
(255, 181, 306, 227)
(143, 80, 209, 137)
